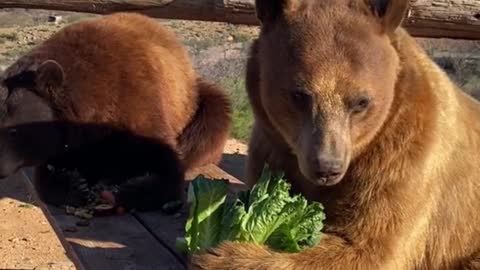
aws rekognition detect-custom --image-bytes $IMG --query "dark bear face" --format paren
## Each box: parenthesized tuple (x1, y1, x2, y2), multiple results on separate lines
(0, 60, 65, 178)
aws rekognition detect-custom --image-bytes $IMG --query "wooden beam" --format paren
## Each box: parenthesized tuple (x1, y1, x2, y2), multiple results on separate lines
(0, 0, 479, 39)
(403, 0, 480, 40)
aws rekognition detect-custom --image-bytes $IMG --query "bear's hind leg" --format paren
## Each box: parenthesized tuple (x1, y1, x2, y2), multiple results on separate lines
(106, 170, 185, 213)
(79, 132, 188, 213)
(98, 141, 187, 213)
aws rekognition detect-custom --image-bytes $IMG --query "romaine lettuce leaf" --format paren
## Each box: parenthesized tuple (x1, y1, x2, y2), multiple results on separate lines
(182, 176, 229, 253)
(237, 170, 296, 244)
(176, 165, 325, 254)
(266, 197, 325, 252)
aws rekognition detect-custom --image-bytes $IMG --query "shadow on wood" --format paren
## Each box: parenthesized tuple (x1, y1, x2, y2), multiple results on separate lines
(220, 153, 247, 182)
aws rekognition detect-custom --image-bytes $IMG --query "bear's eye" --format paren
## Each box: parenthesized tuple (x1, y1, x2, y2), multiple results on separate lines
(5, 71, 35, 91)
(290, 90, 311, 106)
(351, 96, 371, 114)
(8, 128, 17, 138)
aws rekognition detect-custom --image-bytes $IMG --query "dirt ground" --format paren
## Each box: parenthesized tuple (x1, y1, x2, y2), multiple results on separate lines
(0, 140, 247, 270)
(0, 174, 75, 270)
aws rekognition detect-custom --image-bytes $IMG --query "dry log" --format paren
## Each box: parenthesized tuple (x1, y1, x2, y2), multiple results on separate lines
(0, 0, 479, 39)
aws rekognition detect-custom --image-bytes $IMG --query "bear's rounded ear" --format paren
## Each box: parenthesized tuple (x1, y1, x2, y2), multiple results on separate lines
(362, 0, 409, 34)
(255, 0, 301, 24)
(36, 60, 65, 90)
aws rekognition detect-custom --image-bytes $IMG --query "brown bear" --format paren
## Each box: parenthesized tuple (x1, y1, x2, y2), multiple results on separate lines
(0, 13, 231, 212)
(191, 0, 480, 269)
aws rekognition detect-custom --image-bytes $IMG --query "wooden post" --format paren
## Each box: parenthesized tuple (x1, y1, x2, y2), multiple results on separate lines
(0, 0, 479, 39)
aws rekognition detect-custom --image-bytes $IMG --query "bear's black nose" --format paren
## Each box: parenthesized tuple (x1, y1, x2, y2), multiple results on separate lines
(313, 155, 344, 180)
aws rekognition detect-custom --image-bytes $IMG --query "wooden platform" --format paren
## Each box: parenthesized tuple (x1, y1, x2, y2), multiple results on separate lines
(20, 164, 245, 270)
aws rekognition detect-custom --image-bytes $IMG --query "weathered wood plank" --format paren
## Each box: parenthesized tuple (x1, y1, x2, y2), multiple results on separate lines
(185, 163, 245, 190)
(54, 214, 184, 270)
(0, 0, 479, 39)
(133, 210, 188, 264)
(403, 0, 480, 39)
(135, 164, 246, 261)
(22, 168, 185, 270)
(21, 169, 87, 270)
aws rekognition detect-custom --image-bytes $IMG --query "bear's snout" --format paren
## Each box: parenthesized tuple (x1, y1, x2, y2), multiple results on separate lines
(309, 154, 345, 185)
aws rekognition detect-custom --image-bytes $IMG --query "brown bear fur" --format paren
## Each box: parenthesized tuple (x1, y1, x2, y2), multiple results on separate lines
(0, 13, 231, 211)
(191, 0, 480, 269)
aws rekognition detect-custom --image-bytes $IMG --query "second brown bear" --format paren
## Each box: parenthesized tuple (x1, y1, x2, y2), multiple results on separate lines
(0, 13, 231, 212)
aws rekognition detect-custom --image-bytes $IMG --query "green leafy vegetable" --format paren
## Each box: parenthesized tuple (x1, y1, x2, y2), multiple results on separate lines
(183, 177, 229, 253)
(266, 197, 325, 252)
(176, 165, 325, 254)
